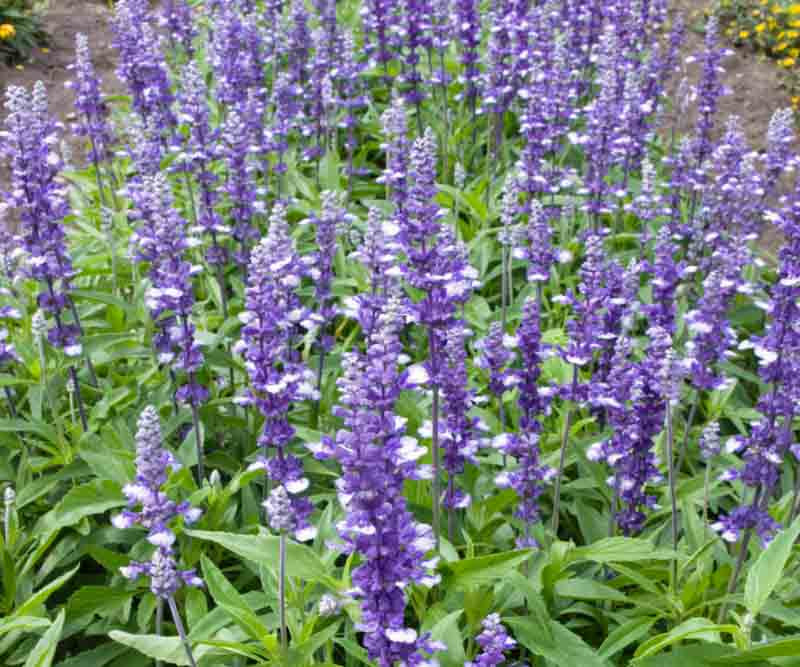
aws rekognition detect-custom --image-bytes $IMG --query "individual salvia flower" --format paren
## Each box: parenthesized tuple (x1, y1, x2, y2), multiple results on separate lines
(218, 108, 262, 269)
(112, 406, 201, 546)
(397, 0, 433, 110)
(439, 323, 479, 515)
(209, 2, 263, 109)
(268, 71, 303, 185)
(684, 267, 738, 392)
(347, 207, 403, 338)
(287, 0, 311, 87)
(617, 327, 671, 534)
(476, 322, 513, 414)
(310, 299, 443, 666)
(714, 180, 800, 546)
(121, 545, 203, 599)
(306, 191, 347, 355)
(130, 173, 208, 411)
(643, 226, 682, 334)
(700, 421, 721, 461)
(175, 61, 228, 268)
(430, 0, 451, 90)
(334, 33, 367, 189)
(689, 15, 731, 169)
(361, 0, 400, 77)
(481, 6, 515, 155)
(378, 95, 410, 212)
(465, 613, 517, 667)
(494, 297, 554, 546)
(264, 485, 294, 533)
(513, 198, 553, 285)
(1, 85, 87, 374)
(67, 34, 114, 171)
(318, 593, 340, 617)
(237, 203, 318, 542)
(454, 0, 481, 119)
(304, 28, 334, 161)
(764, 108, 795, 196)
(111, 0, 175, 131)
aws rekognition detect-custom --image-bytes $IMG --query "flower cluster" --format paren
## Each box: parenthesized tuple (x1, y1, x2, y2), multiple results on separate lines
(116, 407, 203, 599)
(236, 203, 317, 541)
(310, 299, 443, 667)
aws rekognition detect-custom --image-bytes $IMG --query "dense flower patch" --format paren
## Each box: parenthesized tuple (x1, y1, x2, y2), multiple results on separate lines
(2, 0, 800, 665)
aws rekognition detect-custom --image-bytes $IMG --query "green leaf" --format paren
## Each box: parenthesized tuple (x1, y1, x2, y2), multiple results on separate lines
(712, 637, 800, 663)
(571, 537, 677, 564)
(23, 609, 64, 667)
(633, 618, 746, 660)
(555, 578, 628, 603)
(34, 480, 125, 542)
(200, 554, 274, 649)
(66, 586, 134, 621)
(598, 617, 656, 660)
(109, 630, 212, 665)
(507, 616, 610, 667)
(56, 643, 128, 667)
(188, 529, 334, 587)
(0, 615, 51, 637)
(635, 645, 749, 667)
(14, 565, 80, 618)
(440, 550, 532, 591)
(744, 515, 800, 618)
(428, 610, 465, 667)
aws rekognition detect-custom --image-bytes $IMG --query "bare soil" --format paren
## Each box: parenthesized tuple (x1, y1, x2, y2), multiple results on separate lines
(670, 0, 792, 149)
(0, 0, 120, 181)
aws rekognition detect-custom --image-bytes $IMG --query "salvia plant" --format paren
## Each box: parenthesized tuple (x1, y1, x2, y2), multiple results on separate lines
(3, 1, 800, 665)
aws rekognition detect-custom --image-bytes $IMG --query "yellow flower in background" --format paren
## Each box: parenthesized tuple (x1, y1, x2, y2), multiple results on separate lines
(793, 95, 800, 108)
(740, 30, 750, 38)
(788, 30, 799, 38)
(756, 22, 767, 32)
(790, 3, 800, 13)
(782, 56, 796, 66)
(0, 23, 15, 40)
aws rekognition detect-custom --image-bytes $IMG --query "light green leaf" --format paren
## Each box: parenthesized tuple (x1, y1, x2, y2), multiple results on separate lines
(598, 617, 656, 660)
(188, 529, 335, 588)
(571, 537, 677, 564)
(109, 630, 212, 665)
(441, 550, 531, 591)
(428, 610, 465, 667)
(200, 554, 274, 649)
(744, 515, 800, 618)
(34, 480, 125, 542)
(555, 578, 628, 603)
(14, 566, 79, 618)
(633, 618, 746, 660)
(0, 615, 51, 637)
(23, 609, 64, 667)
(507, 615, 610, 667)
(712, 636, 800, 663)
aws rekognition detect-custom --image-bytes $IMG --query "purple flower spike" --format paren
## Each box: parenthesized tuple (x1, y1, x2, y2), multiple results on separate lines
(237, 203, 318, 542)
(465, 613, 517, 667)
(313, 299, 443, 667)
(67, 34, 114, 168)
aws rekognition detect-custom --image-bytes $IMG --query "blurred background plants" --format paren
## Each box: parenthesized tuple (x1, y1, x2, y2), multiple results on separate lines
(0, 0, 47, 65)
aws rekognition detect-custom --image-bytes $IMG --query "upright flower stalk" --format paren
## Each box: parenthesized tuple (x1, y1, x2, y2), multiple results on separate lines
(311, 299, 443, 666)
(129, 173, 208, 482)
(1, 83, 91, 431)
(400, 128, 477, 549)
(115, 407, 203, 667)
(236, 202, 318, 543)
(68, 34, 116, 210)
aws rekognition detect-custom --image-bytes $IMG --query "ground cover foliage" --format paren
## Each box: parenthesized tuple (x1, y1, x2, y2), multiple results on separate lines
(2, 0, 800, 665)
